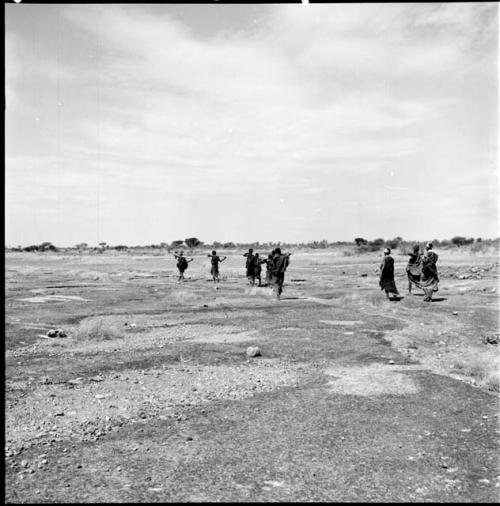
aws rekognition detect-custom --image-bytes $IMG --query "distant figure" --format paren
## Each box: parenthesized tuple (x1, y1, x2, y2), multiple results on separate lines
(379, 248, 401, 300)
(243, 248, 255, 285)
(173, 251, 193, 282)
(406, 244, 422, 294)
(253, 253, 266, 287)
(270, 247, 291, 300)
(420, 242, 439, 302)
(207, 250, 227, 284)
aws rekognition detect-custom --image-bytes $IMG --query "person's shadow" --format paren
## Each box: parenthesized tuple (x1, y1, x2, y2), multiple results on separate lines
(430, 297, 447, 302)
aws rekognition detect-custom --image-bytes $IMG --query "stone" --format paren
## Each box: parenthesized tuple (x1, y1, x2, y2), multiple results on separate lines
(246, 346, 261, 358)
(47, 330, 58, 338)
(21, 460, 29, 468)
(452, 312, 458, 315)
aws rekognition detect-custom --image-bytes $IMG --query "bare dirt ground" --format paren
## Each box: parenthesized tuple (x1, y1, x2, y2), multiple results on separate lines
(5, 249, 500, 502)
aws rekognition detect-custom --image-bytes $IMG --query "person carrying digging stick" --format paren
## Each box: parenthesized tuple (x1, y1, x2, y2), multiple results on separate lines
(207, 250, 227, 286)
(172, 251, 193, 282)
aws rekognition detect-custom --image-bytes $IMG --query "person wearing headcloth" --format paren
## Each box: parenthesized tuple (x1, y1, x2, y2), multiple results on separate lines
(406, 244, 422, 294)
(379, 247, 401, 300)
(270, 247, 291, 300)
(420, 242, 439, 302)
(243, 248, 255, 285)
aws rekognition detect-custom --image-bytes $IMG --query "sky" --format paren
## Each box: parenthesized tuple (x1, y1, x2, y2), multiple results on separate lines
(5, 3, 498, 247)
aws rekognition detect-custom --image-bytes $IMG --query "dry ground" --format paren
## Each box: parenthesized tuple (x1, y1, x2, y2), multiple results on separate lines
(5, 248, 500, 502)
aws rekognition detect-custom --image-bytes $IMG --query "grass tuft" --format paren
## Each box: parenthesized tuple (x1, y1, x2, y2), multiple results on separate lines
(72, 317, 124, 341)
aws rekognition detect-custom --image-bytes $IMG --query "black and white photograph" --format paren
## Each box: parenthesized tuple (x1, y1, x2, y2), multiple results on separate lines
(5, 2, 499, 502)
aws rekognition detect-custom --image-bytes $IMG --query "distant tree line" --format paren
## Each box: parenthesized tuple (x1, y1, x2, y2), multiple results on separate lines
(6, 236, 499, 253)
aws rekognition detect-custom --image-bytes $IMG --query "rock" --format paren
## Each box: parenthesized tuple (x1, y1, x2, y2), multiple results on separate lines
(478, 478, 491, 485)
(21, 460, 29, 468)
(57, 330, 67, 338)
(185, 436, 193, 441)
(90, 376, 104, 382)
(388, 360, 395, 365)
(246, 346, 261, 358)
(54, 412, 65, 417)
(67, 378, 83, 386)
(47, 330, 58, 338)
(360, 273, 368, 277)
(452, 312, 458, 315)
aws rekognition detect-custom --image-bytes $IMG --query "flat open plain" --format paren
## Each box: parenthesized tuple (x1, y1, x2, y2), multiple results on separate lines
(5, 249, 499, 502)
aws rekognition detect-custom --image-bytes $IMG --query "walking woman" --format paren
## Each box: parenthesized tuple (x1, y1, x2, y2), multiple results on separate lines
(379, 247, 401, 300)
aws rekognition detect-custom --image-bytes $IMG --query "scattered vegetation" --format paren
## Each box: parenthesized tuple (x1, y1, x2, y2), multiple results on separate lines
(72, 317, 124, 341)
(6, 237, 500, 254)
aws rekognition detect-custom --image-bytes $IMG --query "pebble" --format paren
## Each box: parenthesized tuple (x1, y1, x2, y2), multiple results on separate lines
(388, 360, 395, 365)
(452, 312, 458, 315)
(246, 346, 261, 358)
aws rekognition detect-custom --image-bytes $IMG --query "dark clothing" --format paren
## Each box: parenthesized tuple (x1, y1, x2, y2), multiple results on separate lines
(243, 252, 255, 277)
(379, 255, 399, 294)
(210, 255, 222, 277)
(176, 257, 188, 273)
(420, 250, 439, 299)
(270, 254, 290, 297)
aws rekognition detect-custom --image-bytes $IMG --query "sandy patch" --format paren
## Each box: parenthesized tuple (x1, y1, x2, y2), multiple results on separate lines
(320, 320, 365, 325)
(18, 295, 92, 303)
(324, 364, 421, 396)
(187, 329, 261, 344)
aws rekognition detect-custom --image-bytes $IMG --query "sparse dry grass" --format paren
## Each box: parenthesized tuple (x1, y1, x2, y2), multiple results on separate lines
(72, 317, 125, 341)
(452, 352, 500, 392)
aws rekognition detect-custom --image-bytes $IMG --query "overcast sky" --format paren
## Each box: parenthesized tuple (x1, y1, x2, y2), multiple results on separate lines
(5, 3, 498, 247)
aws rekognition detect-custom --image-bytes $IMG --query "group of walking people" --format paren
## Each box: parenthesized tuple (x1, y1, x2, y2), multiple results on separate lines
(172, 247, 291, 299)
(379, 242, 440, 301)
(173, 241, 439, 303)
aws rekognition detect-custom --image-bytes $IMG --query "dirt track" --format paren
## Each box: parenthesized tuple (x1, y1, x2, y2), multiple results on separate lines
(5, 250, 500, 502)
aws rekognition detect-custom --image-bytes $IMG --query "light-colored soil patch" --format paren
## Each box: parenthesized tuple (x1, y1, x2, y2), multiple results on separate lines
(319, 320, 365, 325)
(187, 329, 261, 344)
(324, 364, 422, 396)
(18, 295, 92, 303)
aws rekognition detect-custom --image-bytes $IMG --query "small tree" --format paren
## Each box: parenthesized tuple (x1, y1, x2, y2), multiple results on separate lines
(185, 237, 201, 248)
(170, 240, 184, 249)
(451, 236, 467, 247)
(354, 237, 368, 246)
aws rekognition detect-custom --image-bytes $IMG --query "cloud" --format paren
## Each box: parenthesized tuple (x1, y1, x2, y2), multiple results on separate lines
(5, 3, 498, 244)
